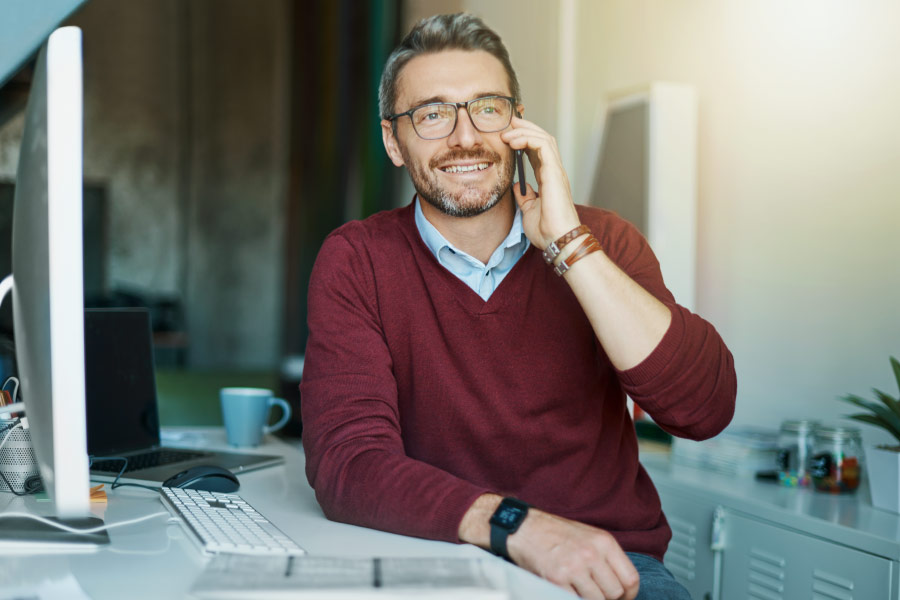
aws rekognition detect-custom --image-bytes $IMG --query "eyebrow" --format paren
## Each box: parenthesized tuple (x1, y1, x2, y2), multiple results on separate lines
(403, 91, 511, 111)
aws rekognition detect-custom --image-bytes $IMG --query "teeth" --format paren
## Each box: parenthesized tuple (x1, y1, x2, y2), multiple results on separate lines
(442, 162, 489, 174)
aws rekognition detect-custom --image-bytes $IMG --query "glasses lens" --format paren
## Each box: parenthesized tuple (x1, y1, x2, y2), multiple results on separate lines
(411, 104, 457, 139)
(468, 97, 512, 133)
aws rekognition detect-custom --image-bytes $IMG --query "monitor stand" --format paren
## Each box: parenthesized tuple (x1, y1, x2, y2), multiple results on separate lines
(0, 515, 110, 553)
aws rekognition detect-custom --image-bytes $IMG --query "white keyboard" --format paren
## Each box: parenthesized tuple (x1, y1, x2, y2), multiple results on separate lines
(160, 487, 306, 556)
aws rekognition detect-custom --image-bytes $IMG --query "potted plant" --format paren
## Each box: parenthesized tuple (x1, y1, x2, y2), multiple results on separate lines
(840, 356, 900, 513)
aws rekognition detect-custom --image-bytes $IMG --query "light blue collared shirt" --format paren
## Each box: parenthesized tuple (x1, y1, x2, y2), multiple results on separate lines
(414, 197, 531, 301)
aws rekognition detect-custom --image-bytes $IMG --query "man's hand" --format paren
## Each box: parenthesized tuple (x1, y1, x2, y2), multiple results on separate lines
(459, 494, 640, 599)
(501, 117, 582, 250)
(509, 509, 640, 600)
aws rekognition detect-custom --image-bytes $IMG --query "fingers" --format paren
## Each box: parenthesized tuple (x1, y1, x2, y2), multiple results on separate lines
(512, 182, 538, 207)
(502, 121, 569, 193)
(503, 116, 560, 155)
(510, 511, 641, 600)
(607, 550, 640, 600)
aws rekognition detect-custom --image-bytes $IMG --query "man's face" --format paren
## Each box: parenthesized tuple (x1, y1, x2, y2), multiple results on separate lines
(383, 50, 517, 218)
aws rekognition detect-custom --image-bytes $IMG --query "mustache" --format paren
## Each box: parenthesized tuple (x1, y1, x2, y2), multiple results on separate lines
(429, 149, 503, 169)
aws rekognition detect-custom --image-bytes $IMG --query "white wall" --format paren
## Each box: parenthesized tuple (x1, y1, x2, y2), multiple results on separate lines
(571, 0, 900, 447)
(403, 0, 900, 447)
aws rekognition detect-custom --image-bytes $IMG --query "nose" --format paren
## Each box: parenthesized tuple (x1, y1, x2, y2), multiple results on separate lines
(446, 106, 483, 149)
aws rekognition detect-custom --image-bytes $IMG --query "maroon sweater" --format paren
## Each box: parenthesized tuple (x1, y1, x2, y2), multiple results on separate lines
(301, 203, 736, 561)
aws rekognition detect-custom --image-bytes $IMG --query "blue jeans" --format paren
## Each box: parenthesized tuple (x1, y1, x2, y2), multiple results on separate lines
(627, 552, 692, 600)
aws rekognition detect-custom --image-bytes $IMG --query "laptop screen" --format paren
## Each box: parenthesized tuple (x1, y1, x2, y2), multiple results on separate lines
(84, 308, 160, 456)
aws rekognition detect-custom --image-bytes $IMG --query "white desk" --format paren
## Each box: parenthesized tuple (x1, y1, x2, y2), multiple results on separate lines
(0, 428, 570, 599)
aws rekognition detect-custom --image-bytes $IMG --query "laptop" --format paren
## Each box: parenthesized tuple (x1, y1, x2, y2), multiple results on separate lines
(85, 308, 283, 486)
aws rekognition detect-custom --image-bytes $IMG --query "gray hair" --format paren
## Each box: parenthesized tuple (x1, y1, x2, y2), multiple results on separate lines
(378, 13, 521, 120)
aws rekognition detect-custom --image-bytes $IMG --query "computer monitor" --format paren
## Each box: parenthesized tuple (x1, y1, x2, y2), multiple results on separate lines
(0, 26, 92, 519)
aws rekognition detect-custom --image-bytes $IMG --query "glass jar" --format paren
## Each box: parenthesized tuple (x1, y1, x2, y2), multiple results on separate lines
(776, 420, 819, 487)
(809, 425, 863, 493)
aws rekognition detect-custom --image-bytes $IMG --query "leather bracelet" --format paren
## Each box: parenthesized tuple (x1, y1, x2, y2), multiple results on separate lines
(553, 234, 601, 276)
(542, 224, 590, 264)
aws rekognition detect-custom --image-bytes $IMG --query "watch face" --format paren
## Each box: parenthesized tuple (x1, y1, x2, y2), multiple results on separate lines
(491, 505, 526, 528)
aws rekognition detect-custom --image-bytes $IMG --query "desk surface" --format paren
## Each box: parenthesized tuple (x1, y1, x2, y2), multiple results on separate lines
(0, 428, 570, 600)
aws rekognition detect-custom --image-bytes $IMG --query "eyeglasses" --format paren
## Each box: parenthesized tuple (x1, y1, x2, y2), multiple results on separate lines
(387, 95, 516, 140)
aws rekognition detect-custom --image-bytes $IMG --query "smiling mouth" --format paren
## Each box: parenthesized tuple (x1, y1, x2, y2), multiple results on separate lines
(440, 162, 491, 174)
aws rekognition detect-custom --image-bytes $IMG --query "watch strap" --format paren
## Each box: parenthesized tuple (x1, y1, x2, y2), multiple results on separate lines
(490, 519, 511, 561)
(489, 497, 530, 562)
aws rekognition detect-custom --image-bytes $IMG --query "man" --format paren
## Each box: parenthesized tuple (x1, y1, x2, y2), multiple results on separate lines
(301, 13, 736, 600)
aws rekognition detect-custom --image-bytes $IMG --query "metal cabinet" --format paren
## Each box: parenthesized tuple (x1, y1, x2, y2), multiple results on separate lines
(658, 489, 719, 600)
(647, 456, 900, 600)
(719, 511, 892, 600)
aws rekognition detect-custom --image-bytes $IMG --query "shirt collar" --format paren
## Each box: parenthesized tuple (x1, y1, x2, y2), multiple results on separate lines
(414, 196, 528, 267)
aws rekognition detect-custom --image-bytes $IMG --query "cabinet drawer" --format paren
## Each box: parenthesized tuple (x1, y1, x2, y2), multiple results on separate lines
(721, 511, 892, 600)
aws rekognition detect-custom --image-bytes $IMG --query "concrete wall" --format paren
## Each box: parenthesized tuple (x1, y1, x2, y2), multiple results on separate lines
(182, 0, 289, 369)
(0, 0, 289, 369)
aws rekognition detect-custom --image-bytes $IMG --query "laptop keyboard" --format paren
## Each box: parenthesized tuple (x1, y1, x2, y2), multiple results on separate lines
(91, 448, 211, 473)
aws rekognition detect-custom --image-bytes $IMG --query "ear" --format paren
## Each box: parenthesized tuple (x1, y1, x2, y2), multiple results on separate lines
(516, 103, 525, 118)
(381, 120, 406, 167)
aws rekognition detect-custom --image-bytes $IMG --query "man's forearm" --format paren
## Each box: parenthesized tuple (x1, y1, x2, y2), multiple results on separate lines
(555, 235, 672, 371)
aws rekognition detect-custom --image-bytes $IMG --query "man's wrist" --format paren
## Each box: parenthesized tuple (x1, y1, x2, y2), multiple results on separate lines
(458, 493, 503, 547)
(551, 232, 591, 266)
(489, 497, 530, 561)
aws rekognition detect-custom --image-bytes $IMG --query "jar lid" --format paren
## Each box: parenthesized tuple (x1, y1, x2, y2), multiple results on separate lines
(780, 420, 819, 433)
(814, 425, 861, 440)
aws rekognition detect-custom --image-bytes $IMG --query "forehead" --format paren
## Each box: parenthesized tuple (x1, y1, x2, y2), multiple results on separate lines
(395, 49, 511, 109)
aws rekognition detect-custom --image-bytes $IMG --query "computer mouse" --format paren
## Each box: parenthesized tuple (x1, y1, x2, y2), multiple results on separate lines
(161, 465, 240, 493)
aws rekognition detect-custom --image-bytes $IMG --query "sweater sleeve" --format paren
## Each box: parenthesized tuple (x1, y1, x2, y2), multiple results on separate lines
(592, 210, 737, 441)
(300, 230, 489, 543)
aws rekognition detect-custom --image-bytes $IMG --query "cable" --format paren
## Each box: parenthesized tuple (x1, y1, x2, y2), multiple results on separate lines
(0, 510, 170, 534)
(0, 470, 30, 496)
(1, 376, 19, 404)
(88, 455, 159, 492)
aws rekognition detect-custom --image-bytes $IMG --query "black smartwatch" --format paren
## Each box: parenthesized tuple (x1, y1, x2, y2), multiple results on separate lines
(489, 497, 529, 562)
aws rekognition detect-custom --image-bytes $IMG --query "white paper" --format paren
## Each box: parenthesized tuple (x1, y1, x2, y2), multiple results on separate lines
(0, 574, 93, 600)
(190, 555, 509, 599)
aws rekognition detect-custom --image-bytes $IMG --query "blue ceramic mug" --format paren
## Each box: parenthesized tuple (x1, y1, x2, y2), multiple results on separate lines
(220, 387, 291, 447)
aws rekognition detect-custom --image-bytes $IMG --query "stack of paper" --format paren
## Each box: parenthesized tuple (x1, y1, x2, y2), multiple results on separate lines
(190, 555, 509, 599)
(671, 426, 779, 476)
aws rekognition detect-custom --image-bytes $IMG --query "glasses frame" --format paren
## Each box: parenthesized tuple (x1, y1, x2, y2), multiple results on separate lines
(387, 95, 518, 140)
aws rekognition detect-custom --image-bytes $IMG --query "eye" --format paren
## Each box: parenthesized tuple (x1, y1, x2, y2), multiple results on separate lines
(471, 98, 508, 118)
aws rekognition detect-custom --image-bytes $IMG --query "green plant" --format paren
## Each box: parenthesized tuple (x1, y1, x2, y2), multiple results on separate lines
(840, 356, 900, 446)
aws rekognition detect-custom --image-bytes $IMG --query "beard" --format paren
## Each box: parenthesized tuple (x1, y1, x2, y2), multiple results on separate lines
(399, 145, 515, 218)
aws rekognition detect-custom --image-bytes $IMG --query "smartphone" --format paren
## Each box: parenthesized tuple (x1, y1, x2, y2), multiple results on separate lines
(516, 150, 526, 196)
(515, 109, 526, 196)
